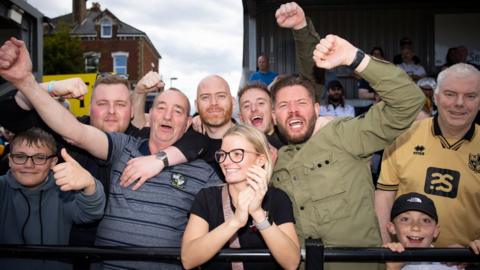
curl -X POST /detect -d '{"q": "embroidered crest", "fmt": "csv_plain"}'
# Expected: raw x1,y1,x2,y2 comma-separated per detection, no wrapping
468,153,480,174
170,173,186,189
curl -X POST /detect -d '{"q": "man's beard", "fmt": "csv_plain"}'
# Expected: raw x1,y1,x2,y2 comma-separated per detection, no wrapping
277,113,317,144
199,105,233,128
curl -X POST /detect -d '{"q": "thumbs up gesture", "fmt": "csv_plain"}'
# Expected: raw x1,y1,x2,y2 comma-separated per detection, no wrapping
52,148,96,195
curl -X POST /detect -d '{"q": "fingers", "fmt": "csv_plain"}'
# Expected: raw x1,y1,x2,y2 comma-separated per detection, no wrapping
60,148,77,164
383,242,405,253
132,177,148,191
470,239,480,255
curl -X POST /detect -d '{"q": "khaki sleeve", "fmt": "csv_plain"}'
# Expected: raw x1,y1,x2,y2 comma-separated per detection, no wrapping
328,58,424,158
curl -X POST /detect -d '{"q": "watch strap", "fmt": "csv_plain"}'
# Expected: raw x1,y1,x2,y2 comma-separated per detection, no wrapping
349,49,365,70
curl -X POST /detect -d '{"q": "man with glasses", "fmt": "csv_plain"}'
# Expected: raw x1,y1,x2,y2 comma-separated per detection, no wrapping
0,128,104,248
0,38,221,269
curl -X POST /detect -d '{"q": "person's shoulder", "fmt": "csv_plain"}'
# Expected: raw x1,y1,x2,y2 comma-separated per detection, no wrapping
267,186,291,199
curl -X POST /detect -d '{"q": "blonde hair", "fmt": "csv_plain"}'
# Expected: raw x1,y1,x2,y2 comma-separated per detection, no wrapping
223,124,273,182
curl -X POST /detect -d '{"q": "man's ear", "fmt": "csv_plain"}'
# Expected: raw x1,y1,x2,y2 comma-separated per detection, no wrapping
314,102,320,116
185,116,192,132
194,99,199,113
272,108,277,125
50,156,59,168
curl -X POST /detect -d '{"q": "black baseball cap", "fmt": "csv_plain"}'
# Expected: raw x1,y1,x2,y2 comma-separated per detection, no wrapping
327,80,343,90
391,192,438,222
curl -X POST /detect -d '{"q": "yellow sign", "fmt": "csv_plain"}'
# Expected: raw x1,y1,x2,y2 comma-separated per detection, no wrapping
43,73,97,117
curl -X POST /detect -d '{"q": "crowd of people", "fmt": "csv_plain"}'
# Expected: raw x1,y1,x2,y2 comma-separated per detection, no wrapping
0,1,479,270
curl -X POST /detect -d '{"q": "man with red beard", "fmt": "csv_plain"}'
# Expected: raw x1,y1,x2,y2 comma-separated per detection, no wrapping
193,75,236,176
273,3,424,270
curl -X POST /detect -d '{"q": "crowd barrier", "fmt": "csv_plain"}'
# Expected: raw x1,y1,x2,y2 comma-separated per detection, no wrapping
1,239,478,270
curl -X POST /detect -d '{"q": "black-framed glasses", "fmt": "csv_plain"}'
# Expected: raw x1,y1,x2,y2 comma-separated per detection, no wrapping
214,149,260,164
10,153,56,165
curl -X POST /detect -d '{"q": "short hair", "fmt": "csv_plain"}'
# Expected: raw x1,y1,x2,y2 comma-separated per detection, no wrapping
93,74,131,90
436,63,480,94
154,88,191,116
270,75,316,105
370,46,385,58
223,124,273,182
10,128,57,155
237,83,271,102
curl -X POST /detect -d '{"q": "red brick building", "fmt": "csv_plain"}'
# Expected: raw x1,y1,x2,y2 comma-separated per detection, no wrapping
51,0,161,83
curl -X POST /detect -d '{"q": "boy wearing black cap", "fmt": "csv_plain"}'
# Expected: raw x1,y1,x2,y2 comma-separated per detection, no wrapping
383,192,457,270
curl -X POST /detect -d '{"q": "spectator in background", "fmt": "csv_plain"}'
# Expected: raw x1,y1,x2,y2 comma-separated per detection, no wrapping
397,47,426,82
320,80,355,117
358,46,386,100
393,37,421,65
249,55,279,86
417,77,437,115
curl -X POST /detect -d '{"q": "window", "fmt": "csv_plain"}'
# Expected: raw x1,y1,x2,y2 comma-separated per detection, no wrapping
112,52,129,74
100,18,112,38
84,52,100,72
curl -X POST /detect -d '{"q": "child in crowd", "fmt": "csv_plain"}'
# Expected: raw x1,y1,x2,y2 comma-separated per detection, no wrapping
383,192,478,270
0,127,105,245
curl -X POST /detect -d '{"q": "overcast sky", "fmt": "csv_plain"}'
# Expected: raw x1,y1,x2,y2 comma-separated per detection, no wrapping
26,0,244,112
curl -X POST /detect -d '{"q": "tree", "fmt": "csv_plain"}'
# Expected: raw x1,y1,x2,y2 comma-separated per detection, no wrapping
44,23,84,74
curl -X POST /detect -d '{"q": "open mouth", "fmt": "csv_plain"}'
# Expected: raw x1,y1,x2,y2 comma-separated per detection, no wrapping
288,119,304,130
250,115,263,126
160,124,173,131
406,235,424,245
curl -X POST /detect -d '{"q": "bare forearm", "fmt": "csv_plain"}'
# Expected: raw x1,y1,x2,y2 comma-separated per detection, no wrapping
260,223,300,270
131,92,147,128
181,218,240,269
163,146,187,166
15,75,107,159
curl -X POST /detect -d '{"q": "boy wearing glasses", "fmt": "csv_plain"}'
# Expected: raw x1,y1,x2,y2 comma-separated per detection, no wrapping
0,128,105,245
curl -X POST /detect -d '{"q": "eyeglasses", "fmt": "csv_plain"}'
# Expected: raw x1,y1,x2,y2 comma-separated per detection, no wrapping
10,153,56,165
214,149,260,164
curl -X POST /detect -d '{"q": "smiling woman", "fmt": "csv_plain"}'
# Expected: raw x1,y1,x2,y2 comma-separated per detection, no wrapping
181,124,300,270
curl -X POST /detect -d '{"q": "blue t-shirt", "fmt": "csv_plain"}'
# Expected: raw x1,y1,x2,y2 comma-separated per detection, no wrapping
249,71,278,86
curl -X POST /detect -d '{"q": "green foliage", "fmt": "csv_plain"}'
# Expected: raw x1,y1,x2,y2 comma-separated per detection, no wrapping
44,23,84,74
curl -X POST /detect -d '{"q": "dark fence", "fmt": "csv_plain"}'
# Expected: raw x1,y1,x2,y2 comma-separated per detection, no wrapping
1,239,478,270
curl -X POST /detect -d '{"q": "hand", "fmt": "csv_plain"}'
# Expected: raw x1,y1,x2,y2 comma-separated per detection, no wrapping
275,2,307,30
119,154,164,190
0,37,33,85
245,165,268,219
135,71,164,94
52,148,96,195
231,187,254,228
50,78,88,99
312,34,358,70
470,239,480,255
382,242,405,270
191,115,205,134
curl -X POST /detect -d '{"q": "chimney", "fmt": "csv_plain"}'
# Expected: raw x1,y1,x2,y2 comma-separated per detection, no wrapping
91,2,101,12
73,0,87,24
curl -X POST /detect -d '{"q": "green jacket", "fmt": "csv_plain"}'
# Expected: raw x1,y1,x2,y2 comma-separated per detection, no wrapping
272,27,424,260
